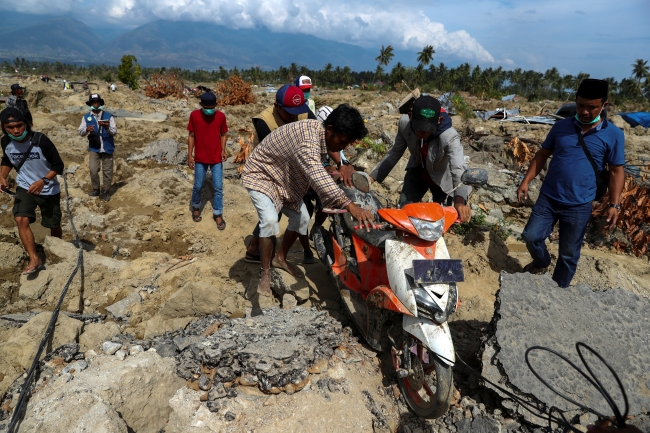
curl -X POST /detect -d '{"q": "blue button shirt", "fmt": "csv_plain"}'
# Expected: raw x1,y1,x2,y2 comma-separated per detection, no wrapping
540,117,625,204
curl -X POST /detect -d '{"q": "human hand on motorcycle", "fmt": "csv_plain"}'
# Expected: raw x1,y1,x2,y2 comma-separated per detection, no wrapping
454,203,471,223
347,202,375,232
339,164,355,187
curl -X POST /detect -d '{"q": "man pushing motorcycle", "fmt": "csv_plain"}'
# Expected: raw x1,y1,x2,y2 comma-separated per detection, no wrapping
369,96,472,222
242,104,375,295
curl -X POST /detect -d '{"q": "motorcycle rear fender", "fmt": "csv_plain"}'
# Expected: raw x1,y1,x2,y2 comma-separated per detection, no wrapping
403,315,456,367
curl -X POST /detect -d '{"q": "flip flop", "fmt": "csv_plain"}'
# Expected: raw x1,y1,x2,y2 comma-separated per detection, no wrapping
214,215,226,230
245,252,261,263
271,257,304,279
192,208,202,222
22,263,44,275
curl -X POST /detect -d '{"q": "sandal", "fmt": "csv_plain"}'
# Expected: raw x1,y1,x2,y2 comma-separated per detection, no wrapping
214,214,226,230
245,252,261,263
23,263,45,275
192,208,202,223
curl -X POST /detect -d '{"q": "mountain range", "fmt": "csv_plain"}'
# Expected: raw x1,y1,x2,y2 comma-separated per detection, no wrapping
0,14,423,71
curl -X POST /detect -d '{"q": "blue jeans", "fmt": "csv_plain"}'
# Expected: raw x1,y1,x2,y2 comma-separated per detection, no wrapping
191,162,223,215
521,193,592,288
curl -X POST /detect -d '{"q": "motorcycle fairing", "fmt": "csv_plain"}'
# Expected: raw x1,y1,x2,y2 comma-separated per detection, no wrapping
352,233,389,295
402,316,456,367
379,203,459,237
366,285,414,315
385,239,424,315
331,233,362,293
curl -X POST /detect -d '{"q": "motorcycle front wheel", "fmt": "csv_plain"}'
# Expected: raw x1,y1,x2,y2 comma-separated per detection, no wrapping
395,334,454,419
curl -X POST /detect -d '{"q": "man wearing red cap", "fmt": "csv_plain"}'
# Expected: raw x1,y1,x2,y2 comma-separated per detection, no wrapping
517,78,625,287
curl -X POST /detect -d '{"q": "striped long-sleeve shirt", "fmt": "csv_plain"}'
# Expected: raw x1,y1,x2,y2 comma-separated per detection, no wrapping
242,120,351,213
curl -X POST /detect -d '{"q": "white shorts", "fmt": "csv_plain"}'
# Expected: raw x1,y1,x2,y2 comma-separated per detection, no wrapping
247,189,310,237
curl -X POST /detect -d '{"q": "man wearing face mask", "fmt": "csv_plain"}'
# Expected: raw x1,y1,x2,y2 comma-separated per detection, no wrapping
188,92,228,230
1,108,64,275
517,79,625,288
295,75,316,115
78,94,117,201
368,96,472,222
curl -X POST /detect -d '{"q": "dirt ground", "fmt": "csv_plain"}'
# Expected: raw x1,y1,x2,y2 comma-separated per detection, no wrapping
0,74,649,431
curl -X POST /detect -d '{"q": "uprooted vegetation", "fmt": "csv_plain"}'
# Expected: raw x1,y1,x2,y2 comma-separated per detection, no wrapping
214,75,257,106
144,72,187,99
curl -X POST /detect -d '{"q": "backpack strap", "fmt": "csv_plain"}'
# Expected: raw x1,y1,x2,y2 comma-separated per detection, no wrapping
573,125,600,179
13,132,42,172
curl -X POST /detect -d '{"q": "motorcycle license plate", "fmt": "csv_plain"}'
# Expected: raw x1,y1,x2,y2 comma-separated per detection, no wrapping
412,259,464,284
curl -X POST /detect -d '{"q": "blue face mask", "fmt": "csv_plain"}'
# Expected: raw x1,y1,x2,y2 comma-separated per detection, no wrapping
92,105,104,111
202,108,216,116
574,113,601,125
303,91,311,100
8,130,28,141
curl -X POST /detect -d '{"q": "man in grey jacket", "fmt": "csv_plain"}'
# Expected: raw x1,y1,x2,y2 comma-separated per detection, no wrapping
369,96,471,222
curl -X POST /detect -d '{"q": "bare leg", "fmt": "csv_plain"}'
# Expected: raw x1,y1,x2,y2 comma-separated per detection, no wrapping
271,230,304,278
258,237,273,294
16,217,41,271
246,235,260,256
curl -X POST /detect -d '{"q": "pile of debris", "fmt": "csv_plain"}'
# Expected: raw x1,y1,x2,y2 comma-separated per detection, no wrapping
593,175,650,257
214,76,257,106
126,138,188,165
144,72,187,99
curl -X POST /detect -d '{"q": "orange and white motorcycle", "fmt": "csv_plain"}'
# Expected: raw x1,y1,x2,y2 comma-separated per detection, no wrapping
313,169,487,419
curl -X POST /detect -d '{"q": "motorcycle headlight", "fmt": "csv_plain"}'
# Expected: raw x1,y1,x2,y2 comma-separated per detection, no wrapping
413,287,446,323
408,217,444,241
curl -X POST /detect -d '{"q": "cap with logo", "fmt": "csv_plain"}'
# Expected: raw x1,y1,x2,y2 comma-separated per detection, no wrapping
85,93,105,106
275,85,310,115
410,96,442,134
295,75,313,90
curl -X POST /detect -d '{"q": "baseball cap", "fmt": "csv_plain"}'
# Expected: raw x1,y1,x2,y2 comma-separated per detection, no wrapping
0,107,26,124
317,106,333,122
10,84,24,93
275,85,310,115
200,92,217,105
411,96,442,134
295,75,313,90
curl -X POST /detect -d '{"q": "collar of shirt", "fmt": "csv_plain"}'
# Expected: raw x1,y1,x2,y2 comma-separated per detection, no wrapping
573,117,607,135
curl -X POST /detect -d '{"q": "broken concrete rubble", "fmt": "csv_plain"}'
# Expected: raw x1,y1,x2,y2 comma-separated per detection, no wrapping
482,272,650,426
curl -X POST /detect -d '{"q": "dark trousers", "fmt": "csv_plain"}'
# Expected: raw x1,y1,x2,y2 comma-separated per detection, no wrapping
399,168,453,207
520,193,593,288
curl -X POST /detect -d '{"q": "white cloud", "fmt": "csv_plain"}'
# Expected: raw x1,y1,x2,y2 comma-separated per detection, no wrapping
0,0,494,63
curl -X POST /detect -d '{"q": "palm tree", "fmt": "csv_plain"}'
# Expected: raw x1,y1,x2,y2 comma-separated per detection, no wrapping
417,45,435,68
390,62,406,85
437,62,448,91
342,66,352,86
323,63,333,84
632,59,649,82
374,45,394,84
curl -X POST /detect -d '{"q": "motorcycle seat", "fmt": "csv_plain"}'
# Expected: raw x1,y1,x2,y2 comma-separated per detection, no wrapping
339,185,383,216
343,212,396,249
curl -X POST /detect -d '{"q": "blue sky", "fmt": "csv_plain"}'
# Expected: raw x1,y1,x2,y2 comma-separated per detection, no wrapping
0,0,648,79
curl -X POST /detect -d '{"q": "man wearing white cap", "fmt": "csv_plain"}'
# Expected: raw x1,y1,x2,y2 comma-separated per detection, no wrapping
295,75,316,115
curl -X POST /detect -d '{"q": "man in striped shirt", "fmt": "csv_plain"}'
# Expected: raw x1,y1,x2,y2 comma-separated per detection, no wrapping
242,104,374,295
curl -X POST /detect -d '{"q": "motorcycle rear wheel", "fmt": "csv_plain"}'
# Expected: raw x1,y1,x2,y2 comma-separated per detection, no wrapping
395,334,454,419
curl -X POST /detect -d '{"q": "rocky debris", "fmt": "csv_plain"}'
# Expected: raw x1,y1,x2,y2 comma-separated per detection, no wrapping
1,350,184,433
105,291,141,321
127,138,187,165
0,312,83,370
0,242,26,274
481,272,650,427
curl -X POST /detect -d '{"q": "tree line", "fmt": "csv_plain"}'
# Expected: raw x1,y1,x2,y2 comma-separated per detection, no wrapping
3,52,649,104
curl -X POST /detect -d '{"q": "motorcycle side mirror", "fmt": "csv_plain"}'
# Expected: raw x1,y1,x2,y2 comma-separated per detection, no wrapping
352,172,371,193
461,168,488,187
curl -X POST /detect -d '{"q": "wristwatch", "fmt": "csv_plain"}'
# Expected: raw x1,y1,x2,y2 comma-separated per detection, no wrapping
608,203,621,210
41,177,50,185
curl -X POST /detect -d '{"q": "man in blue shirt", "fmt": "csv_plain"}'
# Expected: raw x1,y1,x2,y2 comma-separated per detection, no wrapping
517,79,625,288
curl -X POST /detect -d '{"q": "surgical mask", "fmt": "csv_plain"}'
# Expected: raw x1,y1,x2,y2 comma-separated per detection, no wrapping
92,105,103,111
202,108,216,116
574,110,602,125
303,91,311,100
8,130,28,141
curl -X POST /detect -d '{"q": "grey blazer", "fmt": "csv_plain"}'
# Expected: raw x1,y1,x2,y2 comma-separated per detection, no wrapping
369,114,470,201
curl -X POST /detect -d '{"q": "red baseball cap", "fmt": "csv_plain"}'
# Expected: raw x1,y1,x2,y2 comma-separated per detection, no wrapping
275,85,310,115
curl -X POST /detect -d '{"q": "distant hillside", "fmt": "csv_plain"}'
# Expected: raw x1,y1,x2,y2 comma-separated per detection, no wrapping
100,20,382,70
0,17,426,71
0,17,105,62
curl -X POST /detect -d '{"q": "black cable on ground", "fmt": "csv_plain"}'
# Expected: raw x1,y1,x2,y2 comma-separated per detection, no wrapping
432,340,628,433
7,174,83,433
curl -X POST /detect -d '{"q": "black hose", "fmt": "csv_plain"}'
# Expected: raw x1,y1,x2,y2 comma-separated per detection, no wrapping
7,174,83,433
